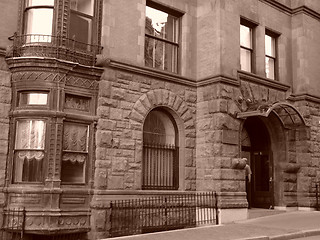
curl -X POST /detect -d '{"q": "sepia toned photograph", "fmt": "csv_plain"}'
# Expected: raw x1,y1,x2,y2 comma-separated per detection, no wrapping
0,0,320,239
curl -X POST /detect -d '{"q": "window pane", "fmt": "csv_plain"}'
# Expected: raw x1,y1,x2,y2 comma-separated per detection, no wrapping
69,12,92,46
19,92,48,106
63,123,88,152
265,56,275,79
146,6,178,43
142,109,178,190
27,0,54,7
61,153,86,183
62,123,88,183
25,8,53,42
14,119,46,183
14,150,44,182
240,48,251,72
145,36,178,72
265,35,275,57
70,0,94,16
240,25,252,49
15,120,46,149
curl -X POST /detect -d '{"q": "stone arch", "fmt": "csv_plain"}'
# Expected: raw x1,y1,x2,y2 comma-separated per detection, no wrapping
130,89,194,127
129,89,196,190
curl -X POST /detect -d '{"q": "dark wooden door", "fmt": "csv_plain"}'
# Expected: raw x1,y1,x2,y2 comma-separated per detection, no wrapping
251,151,274,208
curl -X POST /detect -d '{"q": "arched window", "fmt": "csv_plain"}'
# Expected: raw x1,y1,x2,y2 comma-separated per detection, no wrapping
142,109,179,190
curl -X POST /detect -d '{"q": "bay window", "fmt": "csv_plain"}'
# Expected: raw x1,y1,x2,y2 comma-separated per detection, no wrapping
145,2,181,73
13,119,46,183
24,0,54,43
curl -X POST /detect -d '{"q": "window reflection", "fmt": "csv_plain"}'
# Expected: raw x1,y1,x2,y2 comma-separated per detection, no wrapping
265,33,276,79
240,23,253,72
145,5,179,73
69,0,94,47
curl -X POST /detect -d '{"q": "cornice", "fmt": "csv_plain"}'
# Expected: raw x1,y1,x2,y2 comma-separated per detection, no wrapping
6,57,103,80
288,93,320,104
104,58,197,87
292,6,320,21
103,58,294,92
238,70,290,92
197,74,240,87
258,0,292,15
259,0,320,21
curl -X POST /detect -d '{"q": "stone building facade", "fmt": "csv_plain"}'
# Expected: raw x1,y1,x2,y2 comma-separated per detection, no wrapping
0,0,320,239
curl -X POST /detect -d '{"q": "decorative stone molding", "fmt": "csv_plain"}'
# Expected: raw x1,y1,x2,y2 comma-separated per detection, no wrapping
131,89,194,126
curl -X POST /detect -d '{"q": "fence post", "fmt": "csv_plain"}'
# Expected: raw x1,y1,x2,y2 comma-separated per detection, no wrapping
214,192,219,225
164,196,168,231
21,208,26,239
316,183,319,211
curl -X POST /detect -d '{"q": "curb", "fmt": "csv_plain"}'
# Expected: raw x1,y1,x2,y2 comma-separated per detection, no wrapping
238,229,320,240
270,229,320,240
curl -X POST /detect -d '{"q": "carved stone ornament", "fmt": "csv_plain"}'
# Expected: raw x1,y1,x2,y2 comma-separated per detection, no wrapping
231,158,246,169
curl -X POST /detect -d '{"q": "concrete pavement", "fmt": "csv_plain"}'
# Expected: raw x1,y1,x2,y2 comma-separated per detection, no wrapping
105,209,320,240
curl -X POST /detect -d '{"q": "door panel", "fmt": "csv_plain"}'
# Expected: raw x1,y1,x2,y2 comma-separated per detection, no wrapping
252,151,273,208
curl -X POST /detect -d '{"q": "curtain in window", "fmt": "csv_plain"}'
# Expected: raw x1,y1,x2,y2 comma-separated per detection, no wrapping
62,123,88,183
14,120,45,183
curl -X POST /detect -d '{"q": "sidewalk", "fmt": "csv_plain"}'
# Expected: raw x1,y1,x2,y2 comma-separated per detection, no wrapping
105,209,320,240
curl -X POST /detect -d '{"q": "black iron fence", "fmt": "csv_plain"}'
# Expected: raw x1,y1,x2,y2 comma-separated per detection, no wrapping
0,208,25,240
109,192,218,238
313,182,320,211
9,34,102,66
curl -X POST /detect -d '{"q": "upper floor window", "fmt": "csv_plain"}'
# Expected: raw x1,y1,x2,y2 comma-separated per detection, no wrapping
24,0,54,43
145,2,181,73
265,30,278,80
69,0,94,48
13,119,46,183
240,23,253,72
13,0,102,65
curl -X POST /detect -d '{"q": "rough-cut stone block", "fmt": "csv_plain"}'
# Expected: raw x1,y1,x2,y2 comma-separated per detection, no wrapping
108,176,124,189
99,81,111,97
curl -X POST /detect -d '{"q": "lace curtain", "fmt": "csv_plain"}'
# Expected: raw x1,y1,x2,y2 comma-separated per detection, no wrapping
63,123,88,153
15,120,45,149
62,123,88,183
14,120,46,182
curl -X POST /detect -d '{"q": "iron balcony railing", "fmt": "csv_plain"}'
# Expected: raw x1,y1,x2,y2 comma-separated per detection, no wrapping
109,192,219,238
9,34,102,66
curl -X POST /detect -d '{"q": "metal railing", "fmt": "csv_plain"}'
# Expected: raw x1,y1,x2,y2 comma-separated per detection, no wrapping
9,33,102,66
142,144,179,190
314,182,320,211
109,192,218,238
0,208,25,240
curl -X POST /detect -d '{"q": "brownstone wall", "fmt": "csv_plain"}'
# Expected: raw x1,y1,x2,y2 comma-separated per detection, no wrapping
94,65,197,192
0,55,11,206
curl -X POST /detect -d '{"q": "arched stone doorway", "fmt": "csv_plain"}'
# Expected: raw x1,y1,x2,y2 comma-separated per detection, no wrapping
239,102,308,209
242,117,273,208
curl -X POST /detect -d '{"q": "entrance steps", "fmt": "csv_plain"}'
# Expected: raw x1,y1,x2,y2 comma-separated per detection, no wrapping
248,208,286,220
